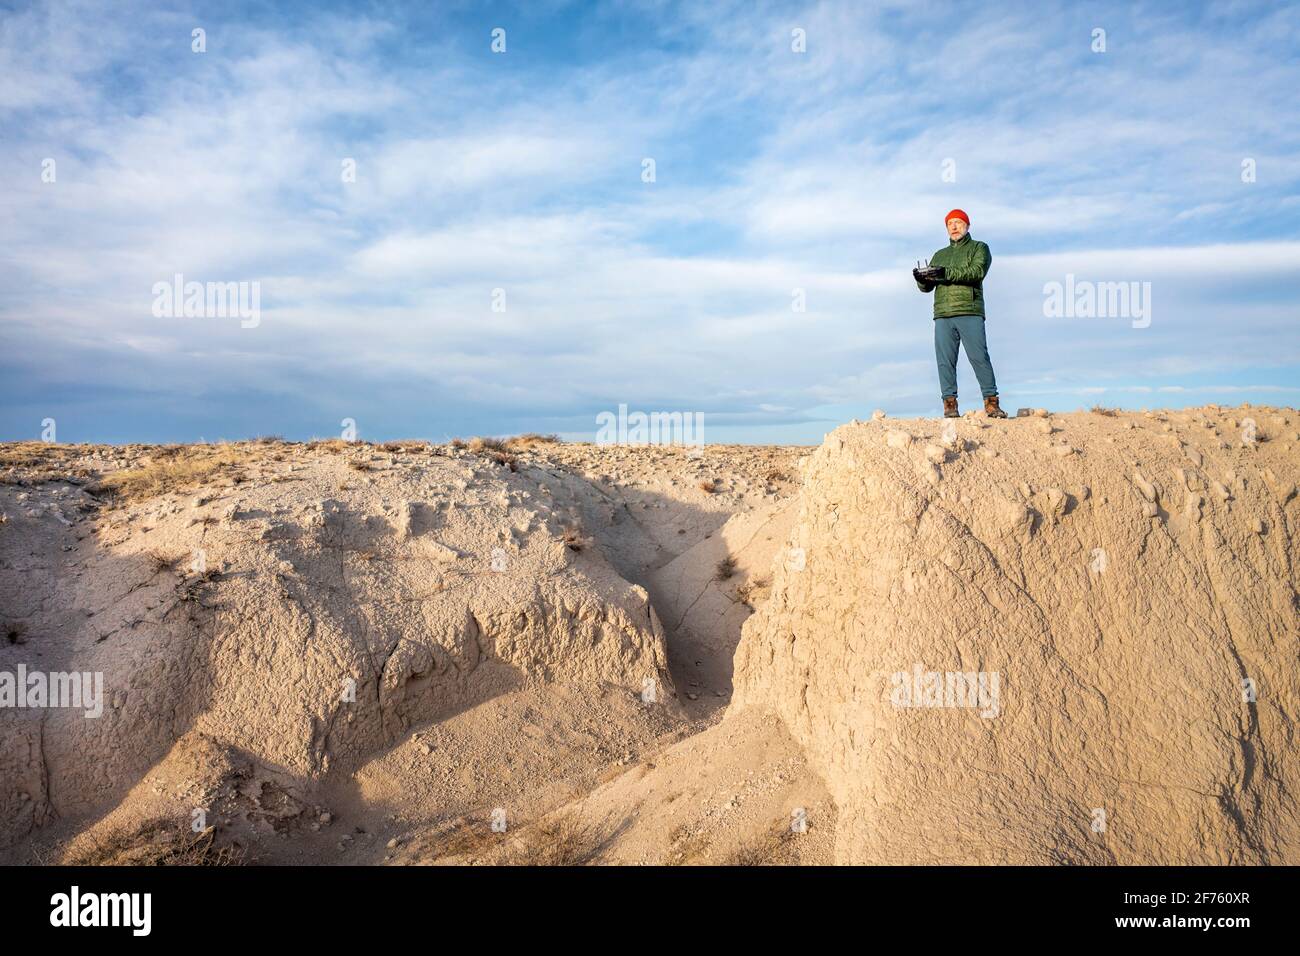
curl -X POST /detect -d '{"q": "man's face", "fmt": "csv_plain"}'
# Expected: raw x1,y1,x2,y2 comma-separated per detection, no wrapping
947,218,968,241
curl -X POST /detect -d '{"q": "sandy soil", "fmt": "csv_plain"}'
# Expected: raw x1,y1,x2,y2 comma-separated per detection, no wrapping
1,403,1295,865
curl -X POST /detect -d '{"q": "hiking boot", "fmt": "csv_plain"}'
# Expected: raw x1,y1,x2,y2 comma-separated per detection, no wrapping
984,395,1008,419
942,396,959,418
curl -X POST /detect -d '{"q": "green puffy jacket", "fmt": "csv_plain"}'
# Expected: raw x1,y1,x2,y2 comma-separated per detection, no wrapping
916,232,991,318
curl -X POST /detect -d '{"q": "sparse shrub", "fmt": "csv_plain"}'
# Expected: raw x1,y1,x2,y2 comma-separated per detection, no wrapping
499,812,600,866
715,556,736,582
178,566,220,604
379,441,424,453
487,450,518,471
468,436,508,453
63,817,244,866
425,816,498,862
735,575,769,607
722,823,795,866
698,479,717,494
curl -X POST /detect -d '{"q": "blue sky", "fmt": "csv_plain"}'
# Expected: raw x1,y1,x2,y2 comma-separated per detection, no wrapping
2,0,1298,445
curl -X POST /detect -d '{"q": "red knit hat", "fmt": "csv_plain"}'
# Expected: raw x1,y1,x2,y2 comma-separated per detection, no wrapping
945,208,970,226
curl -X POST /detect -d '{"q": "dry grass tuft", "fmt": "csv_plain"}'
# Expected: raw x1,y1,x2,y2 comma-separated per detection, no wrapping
735,575,770,607
722,823,796,866
377,440,433,453
664,824,712,866
423,816,499,862
505,433,560,449
498,812,600,866
462,437,518,470
1,442,100,485
63,817,244,866
698,479,717,494
91,445,244,504
0,443,57,470
714,556,737,582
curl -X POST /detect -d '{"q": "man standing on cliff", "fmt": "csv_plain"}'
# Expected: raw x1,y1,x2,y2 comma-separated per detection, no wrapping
913,209,1008,418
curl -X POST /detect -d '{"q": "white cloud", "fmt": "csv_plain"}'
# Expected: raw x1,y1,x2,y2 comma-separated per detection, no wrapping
2,0,1298,442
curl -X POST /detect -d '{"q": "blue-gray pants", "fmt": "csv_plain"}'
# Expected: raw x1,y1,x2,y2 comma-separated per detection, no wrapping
934,315,998,399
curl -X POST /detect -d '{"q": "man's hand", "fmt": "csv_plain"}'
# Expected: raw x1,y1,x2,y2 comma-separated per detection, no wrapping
914,265,946,284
